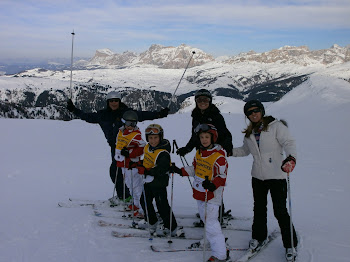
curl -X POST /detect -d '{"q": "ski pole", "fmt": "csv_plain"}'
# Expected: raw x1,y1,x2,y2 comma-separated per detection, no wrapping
122,165,127,218
203,176,209,262
172,140,192,188
168,172,175,244
69,30,75,100
287,172,295,262
167,51,196,108
131,166,135,224
110,166,119,207
141,176,153,241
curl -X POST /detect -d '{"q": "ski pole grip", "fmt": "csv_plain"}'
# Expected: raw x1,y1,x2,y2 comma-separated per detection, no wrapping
205,176,209,182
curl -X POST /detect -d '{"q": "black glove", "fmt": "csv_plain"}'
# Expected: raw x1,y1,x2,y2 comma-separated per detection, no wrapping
120,147,129,158
67,99,76,112
202,179,216,192
176,147,190,157
169,163,182,175
158,107,170,118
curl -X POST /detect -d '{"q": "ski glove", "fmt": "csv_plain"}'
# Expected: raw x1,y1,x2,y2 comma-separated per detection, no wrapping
176,147,190,157
67,99,76,112
158,107,170,118
120,147,129,158
202,179,216,192
137,165,149,176
281,155,296,173
169,163,182,176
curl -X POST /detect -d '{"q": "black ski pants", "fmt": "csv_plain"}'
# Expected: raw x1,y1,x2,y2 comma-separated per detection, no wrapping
140,184,177,231
110,147,130,199
251,177,298,248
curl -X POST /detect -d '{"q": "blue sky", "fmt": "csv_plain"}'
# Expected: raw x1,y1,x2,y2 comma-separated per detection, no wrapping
1,0,350,62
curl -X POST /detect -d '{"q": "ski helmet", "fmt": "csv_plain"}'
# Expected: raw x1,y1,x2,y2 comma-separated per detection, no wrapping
145,124,164,142
194,89,212,103
122,110,138,127
244,100,265,117
106,91,121,100
194,123,218,144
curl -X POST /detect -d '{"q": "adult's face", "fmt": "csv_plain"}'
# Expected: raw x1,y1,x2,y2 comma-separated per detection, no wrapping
247,106,262,123
196,96,210,111
108,98,120,111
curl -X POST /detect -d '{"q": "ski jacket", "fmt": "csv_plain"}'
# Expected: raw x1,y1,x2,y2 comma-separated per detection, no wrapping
143,139,171,188
182,144,228,205
114,126,146,168
232,119,297,180
72,102,161,147
184,104,233,155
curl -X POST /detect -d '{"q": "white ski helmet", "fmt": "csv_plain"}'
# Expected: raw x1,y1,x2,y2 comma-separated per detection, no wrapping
106,91,121,100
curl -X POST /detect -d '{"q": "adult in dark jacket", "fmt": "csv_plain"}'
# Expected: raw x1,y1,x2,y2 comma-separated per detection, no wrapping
176,89,233,157
67,91,169,202
176,89,233,224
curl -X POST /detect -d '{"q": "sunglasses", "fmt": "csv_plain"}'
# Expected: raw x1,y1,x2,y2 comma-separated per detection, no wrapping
145,127,161,135
196,97,210,103
124,120,137,127
108,99,120,103
247,108,261,116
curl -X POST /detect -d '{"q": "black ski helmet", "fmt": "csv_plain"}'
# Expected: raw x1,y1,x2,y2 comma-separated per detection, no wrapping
195,89,212,103
244,100,265,117
122,110,138,122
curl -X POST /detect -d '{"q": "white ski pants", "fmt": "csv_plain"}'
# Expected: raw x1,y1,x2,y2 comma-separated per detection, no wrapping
122,167,143,209
197,200,226,260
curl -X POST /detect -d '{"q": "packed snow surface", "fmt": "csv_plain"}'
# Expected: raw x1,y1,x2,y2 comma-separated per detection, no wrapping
1,75,350,261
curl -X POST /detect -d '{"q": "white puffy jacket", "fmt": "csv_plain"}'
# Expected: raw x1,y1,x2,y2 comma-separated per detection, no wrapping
232,119,297,180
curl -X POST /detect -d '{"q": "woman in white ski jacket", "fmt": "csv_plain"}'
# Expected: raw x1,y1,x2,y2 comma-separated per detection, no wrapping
232,100,298,261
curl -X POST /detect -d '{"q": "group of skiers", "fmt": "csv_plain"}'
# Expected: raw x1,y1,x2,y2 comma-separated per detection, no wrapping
67,88,298,262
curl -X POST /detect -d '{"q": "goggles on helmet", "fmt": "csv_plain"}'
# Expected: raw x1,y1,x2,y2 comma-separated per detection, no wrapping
194,124,217,134
145,127,162,135
122,119,137,127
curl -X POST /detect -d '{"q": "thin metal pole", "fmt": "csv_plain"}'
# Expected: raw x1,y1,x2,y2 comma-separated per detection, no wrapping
287,173,295,262
167,51,195,108
203,188,208,262
69,31,75,99
168,172,174,244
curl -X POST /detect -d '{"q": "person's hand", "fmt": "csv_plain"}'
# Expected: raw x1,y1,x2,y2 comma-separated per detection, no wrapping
121,147,129,158
158,107,170,118
137,165,147,175
169,163,182,175
202,179,216,192
176,147,190,156
67,99,76,112
281,155,296,173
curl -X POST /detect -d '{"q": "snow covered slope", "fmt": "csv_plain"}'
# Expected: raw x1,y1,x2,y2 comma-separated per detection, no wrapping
1,74,349,261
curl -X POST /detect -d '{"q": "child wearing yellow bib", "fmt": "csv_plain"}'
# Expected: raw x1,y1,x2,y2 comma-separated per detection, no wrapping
171,124,228,262
135,124,185,238
114,111,146,216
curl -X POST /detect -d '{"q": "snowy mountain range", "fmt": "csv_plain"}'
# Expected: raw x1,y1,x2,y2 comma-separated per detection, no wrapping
0,43,349,120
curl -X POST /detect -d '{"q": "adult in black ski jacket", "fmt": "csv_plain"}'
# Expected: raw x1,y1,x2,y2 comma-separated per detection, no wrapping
67,91,169,201
177,89,233,156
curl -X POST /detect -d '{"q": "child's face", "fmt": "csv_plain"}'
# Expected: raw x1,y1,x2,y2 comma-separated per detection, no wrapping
199,132,212,148
125,125,135,130
148,134,160,147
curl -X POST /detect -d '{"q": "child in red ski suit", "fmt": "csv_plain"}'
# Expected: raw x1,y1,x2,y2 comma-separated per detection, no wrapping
171,124,228,262
114,111,146,214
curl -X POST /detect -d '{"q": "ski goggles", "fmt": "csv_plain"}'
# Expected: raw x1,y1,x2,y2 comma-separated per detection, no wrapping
195,97,210,103
122,119,137,127
194,123,217,134
145,127,161,135
246,108,261,116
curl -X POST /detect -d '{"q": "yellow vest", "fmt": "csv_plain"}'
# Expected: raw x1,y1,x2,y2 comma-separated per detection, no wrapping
143,144,168,169
115,130,139,150
195,150,224,180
